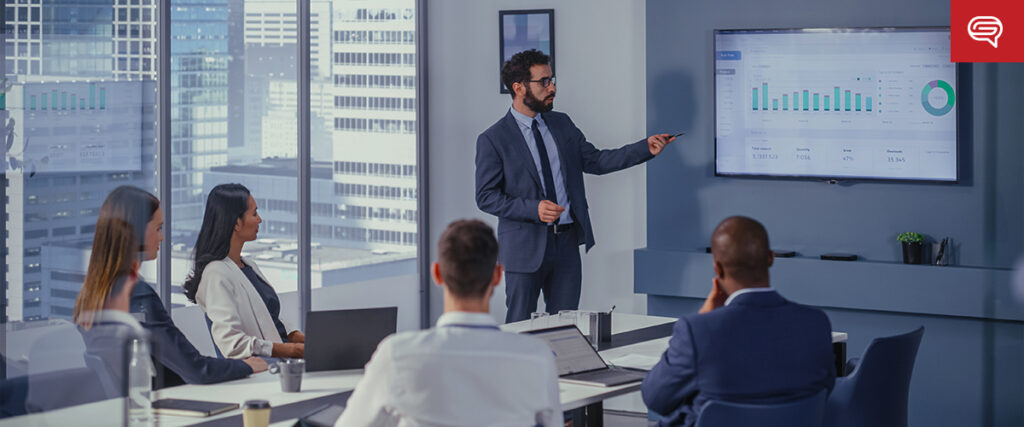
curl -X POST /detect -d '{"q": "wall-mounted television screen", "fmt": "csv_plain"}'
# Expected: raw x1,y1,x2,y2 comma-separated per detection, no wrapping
714,27,957,182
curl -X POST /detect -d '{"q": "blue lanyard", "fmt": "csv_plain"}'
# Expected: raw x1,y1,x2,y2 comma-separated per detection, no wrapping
441,323,500,330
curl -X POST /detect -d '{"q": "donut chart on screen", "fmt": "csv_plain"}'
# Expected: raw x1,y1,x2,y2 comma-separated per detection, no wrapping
921,80,955,117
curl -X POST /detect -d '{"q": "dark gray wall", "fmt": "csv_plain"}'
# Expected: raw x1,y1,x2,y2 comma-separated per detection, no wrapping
641,0,1024,425
645,0,1022,266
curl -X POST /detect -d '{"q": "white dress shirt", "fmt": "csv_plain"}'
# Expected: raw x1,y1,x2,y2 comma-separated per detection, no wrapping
336,311,562,427
724,286,776,306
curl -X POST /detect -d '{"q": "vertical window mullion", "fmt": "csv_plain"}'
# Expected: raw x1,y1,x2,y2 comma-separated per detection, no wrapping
297,0,312,330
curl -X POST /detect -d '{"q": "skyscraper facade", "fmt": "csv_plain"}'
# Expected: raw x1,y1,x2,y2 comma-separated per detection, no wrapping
328,1,417,250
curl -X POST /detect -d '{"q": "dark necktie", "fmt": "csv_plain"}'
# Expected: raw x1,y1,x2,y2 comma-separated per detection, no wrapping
532,119,559,215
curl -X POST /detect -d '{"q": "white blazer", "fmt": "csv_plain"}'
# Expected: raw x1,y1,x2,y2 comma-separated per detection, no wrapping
195,257,297,358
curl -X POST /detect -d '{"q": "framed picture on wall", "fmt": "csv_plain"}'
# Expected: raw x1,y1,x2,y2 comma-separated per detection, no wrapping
499,9,555,94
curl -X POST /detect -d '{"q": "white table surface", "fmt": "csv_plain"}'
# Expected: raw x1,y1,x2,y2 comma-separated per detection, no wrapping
3,313,848,426
0,370,363,427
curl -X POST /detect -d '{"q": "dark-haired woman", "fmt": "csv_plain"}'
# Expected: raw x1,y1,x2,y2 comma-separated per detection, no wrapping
184,183,304,359
91,186,266,386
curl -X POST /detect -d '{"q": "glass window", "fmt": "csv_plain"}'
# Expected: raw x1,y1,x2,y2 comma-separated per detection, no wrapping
168,0,303,336
2,0,160,412
312,0,418,332
3,1,422,409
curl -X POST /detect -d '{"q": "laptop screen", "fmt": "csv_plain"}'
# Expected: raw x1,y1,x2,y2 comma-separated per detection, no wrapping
304,307,397,372
526,325,607,376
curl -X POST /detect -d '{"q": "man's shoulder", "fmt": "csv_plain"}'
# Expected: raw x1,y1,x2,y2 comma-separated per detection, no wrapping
390,328,552,359
480,111,515,138
687,295,830,331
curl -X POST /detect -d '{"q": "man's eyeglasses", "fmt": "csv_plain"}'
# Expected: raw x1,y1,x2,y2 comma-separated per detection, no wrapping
524,77,556,88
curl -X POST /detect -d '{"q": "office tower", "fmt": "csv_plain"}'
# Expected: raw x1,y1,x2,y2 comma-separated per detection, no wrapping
111,0,157,81
3,0,157,322
329,1,417,251
166,0,235,238
2,0,229,321
242,0,333,163
5,80,157,321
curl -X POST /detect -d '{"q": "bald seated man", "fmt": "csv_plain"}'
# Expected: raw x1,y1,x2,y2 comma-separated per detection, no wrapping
641,216,835,426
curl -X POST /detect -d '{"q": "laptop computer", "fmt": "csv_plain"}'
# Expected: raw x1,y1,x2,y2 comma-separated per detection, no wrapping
525,324,647,387
304,307,398,372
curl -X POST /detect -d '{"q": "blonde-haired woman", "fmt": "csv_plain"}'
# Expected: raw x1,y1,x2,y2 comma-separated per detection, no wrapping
73,216,143,330
72,216,147,398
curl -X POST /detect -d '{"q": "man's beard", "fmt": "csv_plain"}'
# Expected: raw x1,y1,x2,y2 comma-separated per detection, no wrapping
524,90,554,113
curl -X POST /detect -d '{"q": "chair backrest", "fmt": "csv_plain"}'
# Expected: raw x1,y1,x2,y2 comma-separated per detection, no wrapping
83,352,121,400
825,326,925,427
695,389,828,427
204,315,225,358
24,367,110,414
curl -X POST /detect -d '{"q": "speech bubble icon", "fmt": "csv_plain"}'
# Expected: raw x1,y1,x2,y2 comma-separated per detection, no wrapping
968,16,1003,48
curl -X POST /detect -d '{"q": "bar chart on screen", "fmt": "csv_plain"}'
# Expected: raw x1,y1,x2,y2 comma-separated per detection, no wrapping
8,81,146,173
714,29,957,181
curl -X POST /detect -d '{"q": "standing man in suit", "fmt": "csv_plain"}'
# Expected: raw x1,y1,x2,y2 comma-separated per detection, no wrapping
476,49,676,322
641,216,835,426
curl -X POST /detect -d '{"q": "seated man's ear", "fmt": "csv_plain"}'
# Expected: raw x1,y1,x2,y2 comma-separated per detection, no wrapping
431,262,443,286
713,260,726,280
490,264,504,288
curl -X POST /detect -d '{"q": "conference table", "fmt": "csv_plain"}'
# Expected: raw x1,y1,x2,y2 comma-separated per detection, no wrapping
1,313,847,427
501,313,848,426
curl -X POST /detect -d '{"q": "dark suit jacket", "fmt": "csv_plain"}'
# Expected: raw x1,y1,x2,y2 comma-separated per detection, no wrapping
641,290,835,426
475,110,653,272
130,280,252,387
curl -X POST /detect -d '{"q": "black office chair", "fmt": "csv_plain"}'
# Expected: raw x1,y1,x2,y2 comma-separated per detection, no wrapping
824,326,925,427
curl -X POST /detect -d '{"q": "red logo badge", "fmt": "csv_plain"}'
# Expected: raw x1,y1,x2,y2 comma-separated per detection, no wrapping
951,0,1024,62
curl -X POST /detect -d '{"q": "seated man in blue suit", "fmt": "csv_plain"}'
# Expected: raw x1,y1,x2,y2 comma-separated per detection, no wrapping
641,216,835,426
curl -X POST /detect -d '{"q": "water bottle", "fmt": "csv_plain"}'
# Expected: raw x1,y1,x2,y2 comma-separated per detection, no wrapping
127,337,153,426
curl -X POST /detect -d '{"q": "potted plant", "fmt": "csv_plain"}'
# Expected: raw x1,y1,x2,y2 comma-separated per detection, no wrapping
897,232,924,264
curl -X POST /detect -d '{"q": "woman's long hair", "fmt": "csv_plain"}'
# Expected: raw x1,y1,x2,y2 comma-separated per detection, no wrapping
73,217,139,330
73,186,159,329
182,183,251,303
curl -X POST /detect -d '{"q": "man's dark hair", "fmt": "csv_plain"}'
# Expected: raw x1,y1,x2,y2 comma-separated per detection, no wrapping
711,216,773,285
501,49,550,98
438,219,500,298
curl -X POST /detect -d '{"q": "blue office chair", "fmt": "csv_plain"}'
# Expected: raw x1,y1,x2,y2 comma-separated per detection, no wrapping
825,326,925,427
694,389,828,427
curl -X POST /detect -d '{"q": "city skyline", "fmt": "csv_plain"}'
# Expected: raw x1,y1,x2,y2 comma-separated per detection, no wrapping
3,0,419,322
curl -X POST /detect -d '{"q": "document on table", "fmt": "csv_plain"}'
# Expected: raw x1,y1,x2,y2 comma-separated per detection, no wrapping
606,354,660,371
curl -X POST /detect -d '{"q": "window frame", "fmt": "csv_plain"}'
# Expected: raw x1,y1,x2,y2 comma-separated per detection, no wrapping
155,0,430,329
